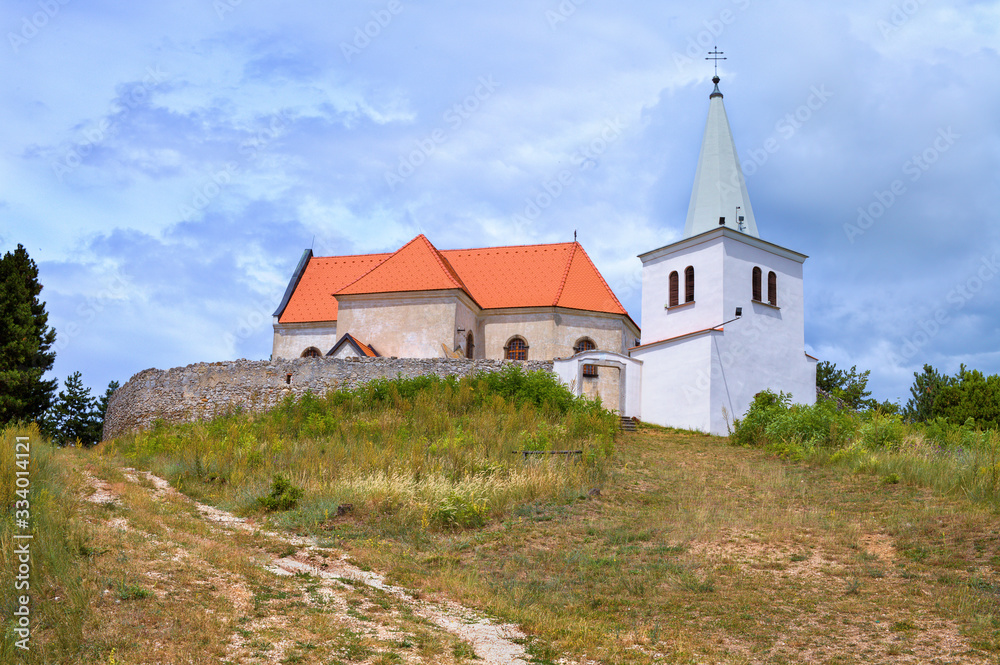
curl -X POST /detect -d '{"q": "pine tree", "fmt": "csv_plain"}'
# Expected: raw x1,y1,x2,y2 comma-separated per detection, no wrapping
96,380,120,442
0,244,57,425
49,372,100,447
903,364,949,423
815,361,876,411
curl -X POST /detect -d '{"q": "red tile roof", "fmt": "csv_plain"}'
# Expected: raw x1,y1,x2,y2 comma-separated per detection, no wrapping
278,252,390,323
338,234,469,296
277,235,632,324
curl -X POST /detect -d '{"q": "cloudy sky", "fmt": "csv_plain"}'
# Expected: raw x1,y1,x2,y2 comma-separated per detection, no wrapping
3,0,999,407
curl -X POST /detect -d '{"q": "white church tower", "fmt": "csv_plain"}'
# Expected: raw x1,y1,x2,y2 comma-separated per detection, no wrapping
631,71,817,435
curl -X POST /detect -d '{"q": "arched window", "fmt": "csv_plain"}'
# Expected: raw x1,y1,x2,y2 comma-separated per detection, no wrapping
752,267,762,301
505,337,528,361
668,271,679,307
574,338,598,377
768,271,777,306
684,266,695,303
301,347,321,358
465,332,474,359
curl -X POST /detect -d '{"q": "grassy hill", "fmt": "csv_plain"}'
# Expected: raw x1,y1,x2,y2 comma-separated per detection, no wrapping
4,370,1000,663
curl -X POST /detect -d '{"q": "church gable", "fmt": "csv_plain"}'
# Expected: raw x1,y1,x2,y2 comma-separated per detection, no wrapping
327,333,380,359
337,234,472,299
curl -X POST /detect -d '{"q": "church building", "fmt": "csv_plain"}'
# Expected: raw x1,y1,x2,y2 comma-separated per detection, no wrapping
271,67,815,435
272,234,640,363
629,73,817,434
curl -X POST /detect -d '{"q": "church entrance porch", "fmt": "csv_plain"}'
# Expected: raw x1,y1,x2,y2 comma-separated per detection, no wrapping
553,350,642,419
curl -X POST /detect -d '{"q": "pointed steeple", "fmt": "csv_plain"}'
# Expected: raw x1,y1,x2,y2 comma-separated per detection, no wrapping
683,75,759,238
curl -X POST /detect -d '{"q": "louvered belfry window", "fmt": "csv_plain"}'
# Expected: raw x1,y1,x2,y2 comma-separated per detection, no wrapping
668,271,679,307
768,271,777,306
684,266,695,303
752,267,762,301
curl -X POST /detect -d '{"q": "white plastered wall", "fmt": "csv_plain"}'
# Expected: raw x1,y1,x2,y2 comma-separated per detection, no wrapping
483,309,635,361
272,320,337,359
635,228,814,435
553,350,642,418
336,292,460,358
630,333,713,431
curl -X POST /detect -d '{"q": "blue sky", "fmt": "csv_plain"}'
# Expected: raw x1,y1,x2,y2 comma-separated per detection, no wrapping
2,0,999,407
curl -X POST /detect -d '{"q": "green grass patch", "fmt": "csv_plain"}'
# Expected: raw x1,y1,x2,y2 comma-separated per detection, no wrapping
100,366,618,532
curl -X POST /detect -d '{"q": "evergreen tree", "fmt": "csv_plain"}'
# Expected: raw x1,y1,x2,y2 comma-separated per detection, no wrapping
96,380,120,442
903,364,949,423
0,244,57,425
930,365,1000,429
815,361,876,411
49,372,100,447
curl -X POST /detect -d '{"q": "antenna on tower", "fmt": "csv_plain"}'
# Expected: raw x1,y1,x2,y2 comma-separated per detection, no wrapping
706,46,726,78
574,230,577,242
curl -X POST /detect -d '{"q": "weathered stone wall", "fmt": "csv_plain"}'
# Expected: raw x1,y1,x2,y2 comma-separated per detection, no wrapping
102,357,554,440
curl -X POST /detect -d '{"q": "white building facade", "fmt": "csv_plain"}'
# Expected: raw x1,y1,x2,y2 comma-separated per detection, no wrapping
630,75,816,434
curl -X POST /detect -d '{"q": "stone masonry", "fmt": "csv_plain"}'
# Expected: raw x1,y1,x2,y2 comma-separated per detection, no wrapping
102,357,554,441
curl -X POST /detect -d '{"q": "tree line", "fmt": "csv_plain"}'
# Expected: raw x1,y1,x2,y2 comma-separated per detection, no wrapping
1,244,117,446
817,360,1000,428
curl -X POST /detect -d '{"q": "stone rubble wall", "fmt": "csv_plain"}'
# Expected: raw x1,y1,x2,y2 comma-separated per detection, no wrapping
102,357,555,441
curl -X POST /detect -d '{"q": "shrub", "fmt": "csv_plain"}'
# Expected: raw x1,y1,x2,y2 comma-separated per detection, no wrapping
730,390,791,447
858,411,905,449
764,399,855,449
256,474,304,512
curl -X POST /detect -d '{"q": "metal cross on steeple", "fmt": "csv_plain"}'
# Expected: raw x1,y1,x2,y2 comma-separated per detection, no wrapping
706,47,726,77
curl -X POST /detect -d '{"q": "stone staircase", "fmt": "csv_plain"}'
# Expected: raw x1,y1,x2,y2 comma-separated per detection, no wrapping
619,415,637,432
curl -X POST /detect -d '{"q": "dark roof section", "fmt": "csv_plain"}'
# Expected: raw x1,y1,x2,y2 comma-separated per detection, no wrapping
272,249,313,318
326,333,380,358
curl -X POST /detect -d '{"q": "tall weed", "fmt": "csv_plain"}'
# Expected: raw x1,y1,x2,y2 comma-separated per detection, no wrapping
101,366,617,531
731,392,1000,508
1,423,93,662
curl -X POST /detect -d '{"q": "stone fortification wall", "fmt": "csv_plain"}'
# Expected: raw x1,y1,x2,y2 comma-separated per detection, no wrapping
103,357,554,440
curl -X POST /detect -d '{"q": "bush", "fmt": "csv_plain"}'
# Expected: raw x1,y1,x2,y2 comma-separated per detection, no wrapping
764,399,855,449
256,474,304,512
730,391,791,447
857,411,906,449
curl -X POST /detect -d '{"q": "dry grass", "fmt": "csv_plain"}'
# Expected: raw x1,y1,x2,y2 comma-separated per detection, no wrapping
329,425,1000,664
9,411,1000,663
44,450,521,664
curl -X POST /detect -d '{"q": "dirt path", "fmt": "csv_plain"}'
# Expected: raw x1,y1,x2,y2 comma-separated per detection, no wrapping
89,468,529,665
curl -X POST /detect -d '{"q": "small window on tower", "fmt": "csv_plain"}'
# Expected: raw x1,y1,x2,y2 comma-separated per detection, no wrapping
752,267,762,301
684,266,695,303
301,347,321,358
768,271,777,306
669,271,679,307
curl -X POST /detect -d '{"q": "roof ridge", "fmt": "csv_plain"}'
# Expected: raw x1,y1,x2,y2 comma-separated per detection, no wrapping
415,234,469,293
551,241,578,306
333,241,405,295
312,250,394,260
441,240,576,254
565,243,629,315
